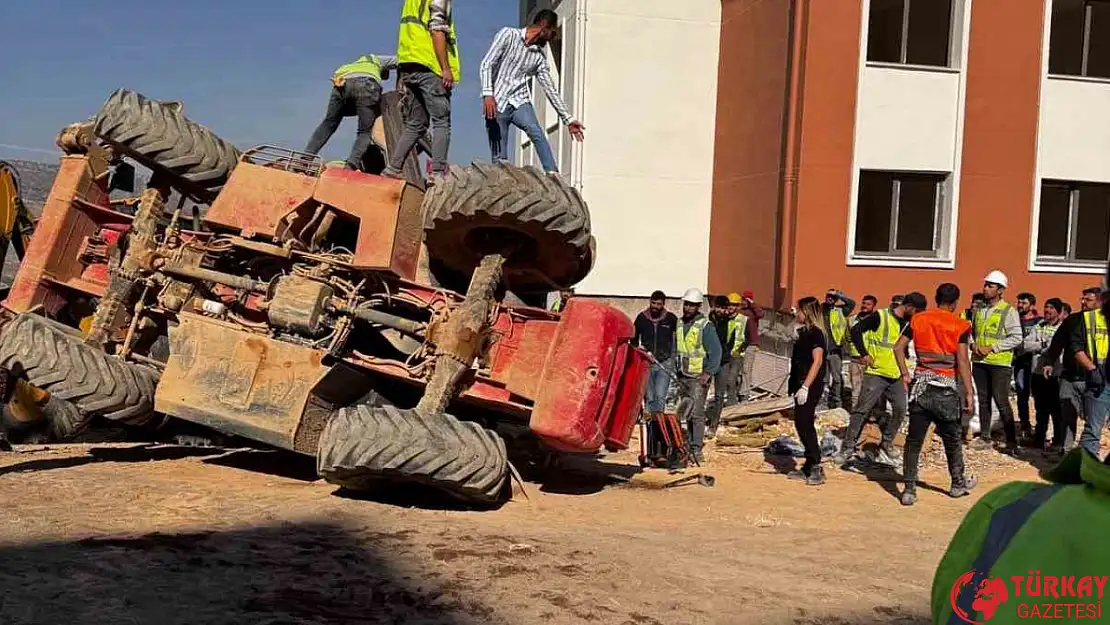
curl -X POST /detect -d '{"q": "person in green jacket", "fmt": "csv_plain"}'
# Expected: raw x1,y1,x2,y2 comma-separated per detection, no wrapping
931,447,1110,624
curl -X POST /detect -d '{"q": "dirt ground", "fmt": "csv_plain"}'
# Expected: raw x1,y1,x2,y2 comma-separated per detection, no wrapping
0,424,1059,625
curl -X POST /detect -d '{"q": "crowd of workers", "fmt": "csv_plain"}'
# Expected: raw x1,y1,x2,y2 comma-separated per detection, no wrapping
303,1,582,180
627,269,1110,507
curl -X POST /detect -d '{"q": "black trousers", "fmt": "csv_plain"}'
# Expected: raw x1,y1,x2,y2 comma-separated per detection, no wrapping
1031,374,1060,445
902,385,967,491
792,379,826,472
973,363,1016,445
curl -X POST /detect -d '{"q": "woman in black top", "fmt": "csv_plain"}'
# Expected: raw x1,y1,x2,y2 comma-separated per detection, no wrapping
788,296,829,485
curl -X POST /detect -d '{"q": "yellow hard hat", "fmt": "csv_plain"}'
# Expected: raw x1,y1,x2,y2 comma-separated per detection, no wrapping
728,292,742,304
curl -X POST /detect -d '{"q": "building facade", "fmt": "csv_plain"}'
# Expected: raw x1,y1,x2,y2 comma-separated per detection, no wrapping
520,0,1109,309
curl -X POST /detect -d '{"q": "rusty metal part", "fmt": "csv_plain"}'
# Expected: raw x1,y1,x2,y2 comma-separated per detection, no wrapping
267,276,333,336
155,312,328,451
229,236,291,258
160,263,266,292
7,378,50,424
415,253,504,418
328,299,426,337
56,121,95,155
85,187,163,347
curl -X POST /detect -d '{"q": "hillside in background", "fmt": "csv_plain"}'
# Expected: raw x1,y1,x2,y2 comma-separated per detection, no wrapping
3,158,59,214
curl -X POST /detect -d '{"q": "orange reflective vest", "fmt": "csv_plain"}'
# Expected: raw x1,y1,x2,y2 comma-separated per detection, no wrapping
909,309,971,378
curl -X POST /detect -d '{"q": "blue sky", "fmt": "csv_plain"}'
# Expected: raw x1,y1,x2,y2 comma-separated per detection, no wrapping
0,0,515,164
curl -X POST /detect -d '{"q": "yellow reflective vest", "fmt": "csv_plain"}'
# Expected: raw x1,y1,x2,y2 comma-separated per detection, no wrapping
828,308,848,348
676,317,710,375
1084,310,1108,364
727,317,744,356
398,0,462,81
863,308,902,379
332,55,385,86
974,302,1015,367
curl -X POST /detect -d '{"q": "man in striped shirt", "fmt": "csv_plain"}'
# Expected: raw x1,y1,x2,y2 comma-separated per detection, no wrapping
480,10,585,174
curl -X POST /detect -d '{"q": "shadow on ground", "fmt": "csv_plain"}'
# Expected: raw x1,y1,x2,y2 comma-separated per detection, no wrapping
0,521,495,625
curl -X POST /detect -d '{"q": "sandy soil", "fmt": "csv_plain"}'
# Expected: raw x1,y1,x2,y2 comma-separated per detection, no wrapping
0,431,1053,625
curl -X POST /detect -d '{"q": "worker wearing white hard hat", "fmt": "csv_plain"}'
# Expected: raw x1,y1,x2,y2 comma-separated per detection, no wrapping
673,286,722,465
970,269,1024,455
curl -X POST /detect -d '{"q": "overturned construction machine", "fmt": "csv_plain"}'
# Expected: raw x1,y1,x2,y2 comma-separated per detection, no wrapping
0,89,648,503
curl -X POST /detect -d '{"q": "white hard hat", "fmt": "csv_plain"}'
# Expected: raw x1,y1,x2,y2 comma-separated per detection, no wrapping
682,288,704,304
983,270,1009,288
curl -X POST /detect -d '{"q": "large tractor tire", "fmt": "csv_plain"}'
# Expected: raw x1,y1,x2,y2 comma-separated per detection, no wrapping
0,396,86,444
423,161,595,294
93,89,241,204
0,314,159,427
317,403,509,504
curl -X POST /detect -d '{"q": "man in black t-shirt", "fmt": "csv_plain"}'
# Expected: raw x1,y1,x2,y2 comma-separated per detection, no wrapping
634,290,679,462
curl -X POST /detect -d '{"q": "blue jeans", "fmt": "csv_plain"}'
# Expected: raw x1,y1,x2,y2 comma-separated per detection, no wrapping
1080,385,1110,457
486,102,558,173
644,359,672,413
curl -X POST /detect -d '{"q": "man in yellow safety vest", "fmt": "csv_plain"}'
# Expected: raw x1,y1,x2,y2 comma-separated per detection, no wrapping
971,270,1024,455
1070,291,1110,457
382,0,461,182
846,294,879,410
304,54,398,171
837,292,926,467
823,288,857,409
674,288,722,465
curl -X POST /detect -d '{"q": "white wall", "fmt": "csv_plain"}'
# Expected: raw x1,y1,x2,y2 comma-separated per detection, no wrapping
855,66,962,171
1037,76,1110,182
518,0,722,297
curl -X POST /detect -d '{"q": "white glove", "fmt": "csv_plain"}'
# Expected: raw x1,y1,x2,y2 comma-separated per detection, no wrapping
794,386,809,406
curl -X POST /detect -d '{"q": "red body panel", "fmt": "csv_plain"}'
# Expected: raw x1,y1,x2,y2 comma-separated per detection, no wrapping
528,299,640,453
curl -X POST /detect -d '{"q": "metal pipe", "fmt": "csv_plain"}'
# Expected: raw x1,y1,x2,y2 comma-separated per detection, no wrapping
349,306,426,337
161,263,266,292
776,0,810,311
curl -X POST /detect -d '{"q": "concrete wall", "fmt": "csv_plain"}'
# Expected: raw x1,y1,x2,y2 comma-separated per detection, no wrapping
854,67,962,172
569,0,722,297
1037,77,1110,182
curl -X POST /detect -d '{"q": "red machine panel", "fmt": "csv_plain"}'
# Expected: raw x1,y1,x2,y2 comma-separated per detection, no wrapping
528,299,641,452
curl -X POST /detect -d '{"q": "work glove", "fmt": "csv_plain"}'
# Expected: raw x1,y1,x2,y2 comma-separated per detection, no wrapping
794,386,809,406
1086,368,1106,397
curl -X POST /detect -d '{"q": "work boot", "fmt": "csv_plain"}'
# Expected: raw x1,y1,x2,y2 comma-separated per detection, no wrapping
900,488,917,506
786,466,809,481
949,475,978,499
832,449,855,466
1000,443,1021,458
805,465,826,486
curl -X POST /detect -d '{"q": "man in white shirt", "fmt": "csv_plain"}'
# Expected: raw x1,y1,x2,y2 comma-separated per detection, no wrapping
479,9,585,174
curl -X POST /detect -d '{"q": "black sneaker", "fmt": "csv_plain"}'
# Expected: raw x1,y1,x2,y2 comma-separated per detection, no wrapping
1000,444,1021,458
806,465,826,486
900,489,917,506
950,475,978,498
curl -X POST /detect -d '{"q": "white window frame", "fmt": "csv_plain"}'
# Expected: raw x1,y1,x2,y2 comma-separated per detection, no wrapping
1047,0,1110,80
853,171,950,259
1033,180,1110,268
864,0,965,71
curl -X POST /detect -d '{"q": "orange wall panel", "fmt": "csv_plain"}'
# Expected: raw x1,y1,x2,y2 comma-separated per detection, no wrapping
709,0,792,300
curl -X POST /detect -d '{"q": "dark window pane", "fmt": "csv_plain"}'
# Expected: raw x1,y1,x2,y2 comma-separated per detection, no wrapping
855,171,894,253
895,175,940,252
1087,2,1110,78
1075,184,1110,261
906,0,952,66
867,0,905,63
1037,184,1072,257
1049,0,1085,75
